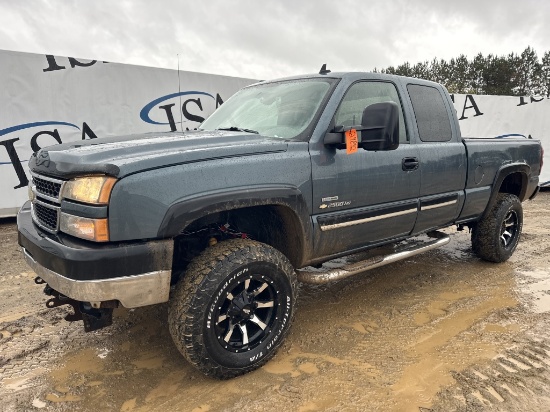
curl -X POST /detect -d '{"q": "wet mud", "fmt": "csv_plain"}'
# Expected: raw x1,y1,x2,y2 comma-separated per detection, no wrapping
1,192,550,411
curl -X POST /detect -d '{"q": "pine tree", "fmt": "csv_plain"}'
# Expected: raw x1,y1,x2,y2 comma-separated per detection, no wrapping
412,61,430,80
514,46,542,96
430,58,450,85
468,53,486,94
375,47,546,96
447,55,469,94
483,54,515,95
394,62,413,77
541,51,550,98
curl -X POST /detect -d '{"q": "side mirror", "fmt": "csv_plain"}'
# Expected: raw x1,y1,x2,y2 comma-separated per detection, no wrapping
323,101,400,151
360,102,399,151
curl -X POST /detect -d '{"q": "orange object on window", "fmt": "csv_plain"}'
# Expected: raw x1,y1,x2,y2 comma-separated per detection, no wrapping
345,129,358,154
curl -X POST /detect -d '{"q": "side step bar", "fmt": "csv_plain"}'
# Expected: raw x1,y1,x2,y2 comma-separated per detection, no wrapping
297,231,450,285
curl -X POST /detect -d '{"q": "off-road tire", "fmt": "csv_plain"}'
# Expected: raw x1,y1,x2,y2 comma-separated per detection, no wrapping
472,193,523,263
168,239,297,379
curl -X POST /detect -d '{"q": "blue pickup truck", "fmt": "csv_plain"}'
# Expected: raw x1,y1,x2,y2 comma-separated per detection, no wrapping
17,70,542,378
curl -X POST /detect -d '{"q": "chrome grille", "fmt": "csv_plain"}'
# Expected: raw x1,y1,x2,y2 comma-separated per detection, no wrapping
31,172,64,233
32,175,62,200
33,202,59,231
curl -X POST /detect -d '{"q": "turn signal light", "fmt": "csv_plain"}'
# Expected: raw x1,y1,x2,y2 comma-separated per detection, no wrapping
60,213,109,242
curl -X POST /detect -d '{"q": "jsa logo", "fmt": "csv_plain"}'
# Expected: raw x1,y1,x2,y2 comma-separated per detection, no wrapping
42,55,108,72
0,122,98,189
140,91,225,132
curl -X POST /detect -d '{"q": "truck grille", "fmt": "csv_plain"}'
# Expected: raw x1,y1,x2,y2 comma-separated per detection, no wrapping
31,173,64,233
33,175,62,199
33,202,59,231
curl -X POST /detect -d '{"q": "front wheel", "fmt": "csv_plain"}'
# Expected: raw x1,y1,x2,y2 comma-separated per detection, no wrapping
168,239,297,379
471,193,523,263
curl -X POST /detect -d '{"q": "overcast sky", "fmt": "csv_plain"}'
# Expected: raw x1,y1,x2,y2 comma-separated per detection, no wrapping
0,0,548,80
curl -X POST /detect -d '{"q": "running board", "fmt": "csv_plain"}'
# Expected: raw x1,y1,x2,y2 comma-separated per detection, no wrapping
297,231,450,285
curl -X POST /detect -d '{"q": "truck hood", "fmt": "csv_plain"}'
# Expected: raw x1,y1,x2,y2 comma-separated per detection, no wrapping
29,130,289,178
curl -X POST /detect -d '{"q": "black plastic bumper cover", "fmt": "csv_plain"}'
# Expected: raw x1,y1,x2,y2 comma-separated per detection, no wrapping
17,201,173,282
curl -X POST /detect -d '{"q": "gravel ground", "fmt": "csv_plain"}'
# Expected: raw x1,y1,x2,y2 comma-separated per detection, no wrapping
1,191,550,412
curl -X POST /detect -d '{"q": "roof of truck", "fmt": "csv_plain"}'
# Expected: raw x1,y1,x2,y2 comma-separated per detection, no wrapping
247,71,442,89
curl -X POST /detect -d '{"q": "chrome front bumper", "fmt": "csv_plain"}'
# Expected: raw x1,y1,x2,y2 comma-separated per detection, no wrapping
23,248,171,308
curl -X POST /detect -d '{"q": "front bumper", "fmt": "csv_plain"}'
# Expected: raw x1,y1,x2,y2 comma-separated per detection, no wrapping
18,201,173,308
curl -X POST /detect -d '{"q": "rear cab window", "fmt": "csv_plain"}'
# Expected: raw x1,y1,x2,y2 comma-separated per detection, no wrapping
406,84,453,142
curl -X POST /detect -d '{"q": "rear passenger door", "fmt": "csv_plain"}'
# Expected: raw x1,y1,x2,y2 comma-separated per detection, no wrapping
405,83,467,234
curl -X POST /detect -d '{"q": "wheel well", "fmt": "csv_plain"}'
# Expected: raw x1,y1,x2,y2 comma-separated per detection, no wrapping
172,205,305,275
498,172,526,199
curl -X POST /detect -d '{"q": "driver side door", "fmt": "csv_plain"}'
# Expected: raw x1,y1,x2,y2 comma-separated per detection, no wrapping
310,81,420,259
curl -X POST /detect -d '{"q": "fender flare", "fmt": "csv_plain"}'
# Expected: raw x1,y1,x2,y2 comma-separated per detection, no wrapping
157,185,313,262
482,163,530,217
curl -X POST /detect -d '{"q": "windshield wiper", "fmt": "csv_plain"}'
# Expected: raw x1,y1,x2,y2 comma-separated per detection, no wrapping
216,126,259,134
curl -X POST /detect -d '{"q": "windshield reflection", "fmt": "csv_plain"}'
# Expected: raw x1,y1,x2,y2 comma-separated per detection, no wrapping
201,79,332,139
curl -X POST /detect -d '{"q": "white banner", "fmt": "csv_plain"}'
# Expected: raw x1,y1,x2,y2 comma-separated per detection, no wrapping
0,50,256,217
1,51,549,217
451,93,550,186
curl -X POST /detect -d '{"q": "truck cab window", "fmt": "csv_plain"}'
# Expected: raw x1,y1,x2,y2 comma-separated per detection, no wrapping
407,84,452,142
334,81,408,143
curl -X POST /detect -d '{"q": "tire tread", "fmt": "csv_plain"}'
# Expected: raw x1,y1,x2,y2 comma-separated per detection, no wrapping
168,239,297,379
472,193,523,263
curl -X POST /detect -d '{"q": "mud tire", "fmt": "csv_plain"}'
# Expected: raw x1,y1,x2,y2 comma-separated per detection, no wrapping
471,193,523,263
168,239,297,379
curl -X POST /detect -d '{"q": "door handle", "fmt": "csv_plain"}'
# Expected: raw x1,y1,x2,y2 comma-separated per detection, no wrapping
402,157,419,171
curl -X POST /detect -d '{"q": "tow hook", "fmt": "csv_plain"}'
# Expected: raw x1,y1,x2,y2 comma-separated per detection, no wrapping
43,284,83,322
39,278,116,332
79,302,115,333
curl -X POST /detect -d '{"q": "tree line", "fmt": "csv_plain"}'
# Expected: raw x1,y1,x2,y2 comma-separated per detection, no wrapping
375,46,550,97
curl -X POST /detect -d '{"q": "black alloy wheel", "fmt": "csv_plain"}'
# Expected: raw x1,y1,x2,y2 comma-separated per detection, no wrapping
214,274,278,353
499,209,519,248
472,193,523,263
168,239,297,379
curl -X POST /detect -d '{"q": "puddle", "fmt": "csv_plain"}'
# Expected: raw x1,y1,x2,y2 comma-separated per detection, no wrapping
516,269,550,313
262,346,346,377
131,353,165,370
2,368,46,391
50,348,105,380
484,323,520,333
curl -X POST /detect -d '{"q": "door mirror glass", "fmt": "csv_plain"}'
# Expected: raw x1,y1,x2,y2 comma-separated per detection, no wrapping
360,102,400,151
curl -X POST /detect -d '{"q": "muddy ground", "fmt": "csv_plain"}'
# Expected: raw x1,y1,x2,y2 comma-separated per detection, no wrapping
1,192,550,412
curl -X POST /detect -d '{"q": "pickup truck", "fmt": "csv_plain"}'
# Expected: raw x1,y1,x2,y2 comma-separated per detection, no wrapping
17,69,542,378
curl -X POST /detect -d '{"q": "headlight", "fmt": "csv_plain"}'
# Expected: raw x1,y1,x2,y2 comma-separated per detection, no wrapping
60,212,109,242
62,176,117,205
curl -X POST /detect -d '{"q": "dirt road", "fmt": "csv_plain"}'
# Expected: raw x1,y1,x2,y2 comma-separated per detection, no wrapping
2,192,550,411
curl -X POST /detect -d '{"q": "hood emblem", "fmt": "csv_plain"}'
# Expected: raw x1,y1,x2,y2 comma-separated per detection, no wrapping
35,151,50,167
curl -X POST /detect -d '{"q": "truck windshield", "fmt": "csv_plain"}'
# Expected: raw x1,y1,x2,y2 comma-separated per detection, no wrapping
200,79,333,139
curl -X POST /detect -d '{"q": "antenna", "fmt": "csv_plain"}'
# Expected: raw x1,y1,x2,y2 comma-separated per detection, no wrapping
319,64,331,75
177,54,183,132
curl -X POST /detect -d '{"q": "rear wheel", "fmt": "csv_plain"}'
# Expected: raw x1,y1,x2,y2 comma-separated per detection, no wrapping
168,239,297,378
471,193,523,263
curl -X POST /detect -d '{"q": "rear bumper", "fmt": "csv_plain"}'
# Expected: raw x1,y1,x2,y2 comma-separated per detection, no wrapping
18,201,173,308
